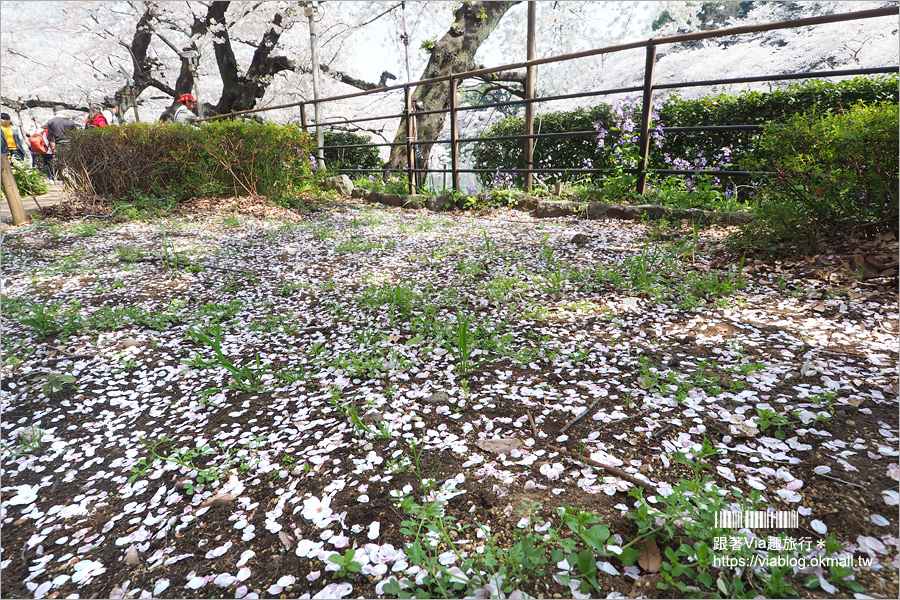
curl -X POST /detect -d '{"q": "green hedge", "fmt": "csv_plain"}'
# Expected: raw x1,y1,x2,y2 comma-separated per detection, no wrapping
472,75,899,188
470,105,618,187
62,121,314,203
744,102,898,247
323,131,382,173
658,75,900,170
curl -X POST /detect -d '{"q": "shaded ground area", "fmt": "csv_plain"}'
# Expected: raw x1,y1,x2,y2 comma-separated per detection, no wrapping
1,197,897,599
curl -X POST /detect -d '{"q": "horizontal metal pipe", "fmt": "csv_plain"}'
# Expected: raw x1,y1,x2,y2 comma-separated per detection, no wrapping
200,7,896,122
655,65,898,91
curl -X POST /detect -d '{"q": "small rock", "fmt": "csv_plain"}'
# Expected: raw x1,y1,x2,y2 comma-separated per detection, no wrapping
362,412,383,425
290,467,304,477
324,175,354,196
524,480,537,491
570,233,591,246
15,427,44,444
834,410,846,418
845,420,856,427
422,391,450,404
363,443,373,452
199,493,236,509
124,546,140,566
120,339,143,348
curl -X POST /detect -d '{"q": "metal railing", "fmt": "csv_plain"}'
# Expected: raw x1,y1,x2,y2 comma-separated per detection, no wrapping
203,6,898,196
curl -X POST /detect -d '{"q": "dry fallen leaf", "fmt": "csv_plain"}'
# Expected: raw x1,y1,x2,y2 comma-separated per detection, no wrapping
638,538,662,573
199,493,236,509
728,415,759,438
848,397,865,408
475,438,523,454
278,531,294,550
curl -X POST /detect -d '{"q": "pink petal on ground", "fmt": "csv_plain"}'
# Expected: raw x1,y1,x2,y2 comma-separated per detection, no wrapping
185,576,206,590
34,582,52,598
810,520,827,534
785,479,803,491
870,514,890,527
277,576,296,587
813,465,831,475
776,489,801,502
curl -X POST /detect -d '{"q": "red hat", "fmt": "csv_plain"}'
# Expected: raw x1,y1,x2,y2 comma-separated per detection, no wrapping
178,93,197,103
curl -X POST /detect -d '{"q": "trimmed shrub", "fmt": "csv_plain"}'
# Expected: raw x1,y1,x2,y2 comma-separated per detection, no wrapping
323,131,382,173
472,75,899,192
471,105,618,188
659,74,900,172
61,121,314,203
743,102,898,248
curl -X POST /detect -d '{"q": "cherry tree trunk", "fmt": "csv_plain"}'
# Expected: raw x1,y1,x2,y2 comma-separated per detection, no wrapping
386,1,520,175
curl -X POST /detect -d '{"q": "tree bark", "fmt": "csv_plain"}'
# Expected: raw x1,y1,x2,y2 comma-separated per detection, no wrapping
386,1,520,172
207,1,295,115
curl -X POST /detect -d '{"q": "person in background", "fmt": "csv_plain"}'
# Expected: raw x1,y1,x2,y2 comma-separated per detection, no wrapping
1,112,27,161
85,103,103,128
101,100,121,126
173,94,200,124
30,124,53,182
45,106,78,181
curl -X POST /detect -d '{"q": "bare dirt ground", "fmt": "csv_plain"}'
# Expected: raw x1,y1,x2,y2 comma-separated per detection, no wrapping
1,196,897,599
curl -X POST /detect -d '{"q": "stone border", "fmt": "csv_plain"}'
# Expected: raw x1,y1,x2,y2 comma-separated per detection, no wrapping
327,176,755,225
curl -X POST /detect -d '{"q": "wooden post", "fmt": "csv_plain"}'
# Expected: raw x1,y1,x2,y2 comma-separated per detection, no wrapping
449,75,460,192
523,0,537,192
1,154,27,225
636,40,657,196
404,86,415,195
299,103,308,133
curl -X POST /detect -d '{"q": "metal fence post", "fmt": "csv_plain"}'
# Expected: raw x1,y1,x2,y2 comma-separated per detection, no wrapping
404,86,414,195
449,75,460,192
636,40,657,196
299,103,308,133
524,0,537,192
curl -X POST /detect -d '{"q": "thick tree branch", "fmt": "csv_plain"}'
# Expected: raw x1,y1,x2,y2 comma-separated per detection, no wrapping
319,64,396,91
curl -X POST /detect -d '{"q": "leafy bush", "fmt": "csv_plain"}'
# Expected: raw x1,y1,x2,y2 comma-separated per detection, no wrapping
743,102,898,248
473,75,898,195
471,105,618,188
61,121,315,203
8,156,49,196
323,130,382,173
659,74,899,174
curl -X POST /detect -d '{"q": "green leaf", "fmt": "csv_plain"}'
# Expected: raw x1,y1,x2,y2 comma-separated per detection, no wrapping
619,547,642,567
698,571,713,588
576,549,596,576
696,543,709,562
717,575,728,595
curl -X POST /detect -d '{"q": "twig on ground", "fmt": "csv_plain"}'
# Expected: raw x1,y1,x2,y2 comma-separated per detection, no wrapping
814,472,865,489
618,408,652,422
526,409,539,440
650,425,671,439
549,445,655,490
560,397,603,434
